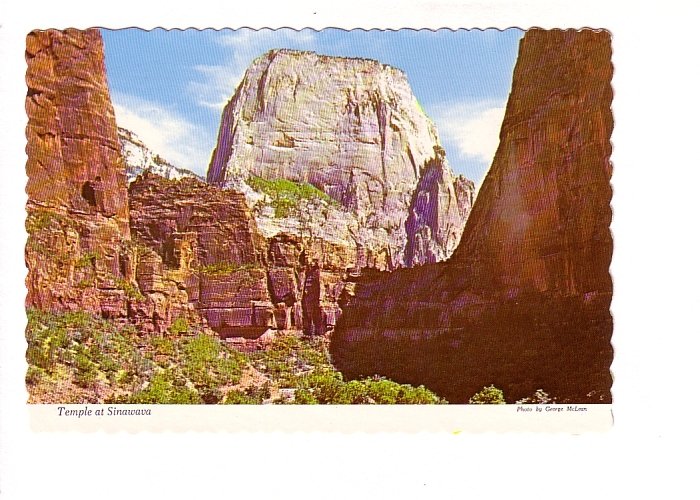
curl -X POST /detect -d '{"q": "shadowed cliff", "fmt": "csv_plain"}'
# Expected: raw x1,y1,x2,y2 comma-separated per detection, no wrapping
331,29,614,404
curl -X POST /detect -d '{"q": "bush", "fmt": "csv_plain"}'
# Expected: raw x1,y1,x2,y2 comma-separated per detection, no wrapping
516,389,554,404
149,336,176,357
246,175,335,218
223,390,259,405
363,378,402,404
26,309,447,406
198,262,259,277
168,317,189,335
25,365,44,385
75,250,101,269
115,278,144,301
181,334,245,390
125,372,201,404
25,309,74,373
74,352,99,388
292,388,317,404
468,385,506,404
247,332,445,405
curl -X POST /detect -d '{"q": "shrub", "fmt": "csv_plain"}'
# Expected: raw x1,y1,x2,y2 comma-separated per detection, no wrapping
292,388,317,404
115,278,144,301
75,250,101,269
25,309,75,373
168,317,189,335
468,384,506,404
223,390,259,405
125,372,201,404
299,369,345,403
74,352,98,388
149,336,176,357
198,262,259,277
516,389,555,404
181,334,245,390
25,209,71,234
246,175,335,218
25,365,44,385
363,378,402,404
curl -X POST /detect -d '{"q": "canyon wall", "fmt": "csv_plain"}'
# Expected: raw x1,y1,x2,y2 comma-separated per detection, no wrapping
129,174,349,340
207,49,473,269
25,29,198,333
331,29,614,403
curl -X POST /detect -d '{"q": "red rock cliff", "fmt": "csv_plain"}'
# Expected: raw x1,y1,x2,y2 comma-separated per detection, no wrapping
331,29,614,404
25,29,197,333
129,173,350,339
26,29,129,235
25,29,131,316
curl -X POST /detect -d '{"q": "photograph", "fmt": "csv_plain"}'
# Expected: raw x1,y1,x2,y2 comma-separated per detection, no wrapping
24,26,613,406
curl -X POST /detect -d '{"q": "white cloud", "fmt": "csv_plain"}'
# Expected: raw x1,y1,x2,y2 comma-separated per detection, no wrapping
112,93,213,176
112,30,322,178
188,29,320,111
433,100,507,166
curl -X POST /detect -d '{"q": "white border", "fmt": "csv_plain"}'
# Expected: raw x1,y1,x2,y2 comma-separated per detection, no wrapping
3,0,700,498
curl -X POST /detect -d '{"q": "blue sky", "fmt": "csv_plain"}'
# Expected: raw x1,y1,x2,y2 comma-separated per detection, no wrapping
101,28,523,185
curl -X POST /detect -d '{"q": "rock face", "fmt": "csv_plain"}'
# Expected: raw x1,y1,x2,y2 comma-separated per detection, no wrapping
25,29,198,333
26,29,129,235
332,29,614,404
129,173,348,338
118,127,202,184
207,49,474,269
128,173,268,332
25,28,130,316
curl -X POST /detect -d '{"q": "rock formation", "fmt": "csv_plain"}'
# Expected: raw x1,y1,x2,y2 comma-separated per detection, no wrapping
207,49,474,269
129,173,349,340
25,29,129,235
118,127,202,184
25,28,130,315
332,29,614,404
25,29,198,333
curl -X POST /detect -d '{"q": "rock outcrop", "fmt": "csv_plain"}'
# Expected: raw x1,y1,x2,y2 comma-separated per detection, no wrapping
118,127,202,184
332,29,614,404
25,28,131,317
207,49,474,269
25,29,129,235
129,173,349,339
25,29,198,333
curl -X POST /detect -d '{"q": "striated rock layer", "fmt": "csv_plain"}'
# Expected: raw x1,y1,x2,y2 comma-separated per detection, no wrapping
332,29,614,403
129,174,349,340
207,49,473,269
26,29,129,235
25,29,199,333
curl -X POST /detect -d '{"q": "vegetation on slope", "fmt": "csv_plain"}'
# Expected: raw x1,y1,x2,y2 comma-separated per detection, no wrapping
246,175,336,218
244,333,445,404
25,309,445,405
25,309,246,404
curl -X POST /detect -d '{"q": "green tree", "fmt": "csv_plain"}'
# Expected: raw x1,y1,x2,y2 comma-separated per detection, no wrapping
468,384,506,404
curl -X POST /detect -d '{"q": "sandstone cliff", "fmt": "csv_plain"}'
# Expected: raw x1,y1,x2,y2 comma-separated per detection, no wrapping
332,29,614,404
129,174,348,341
25,29,198,333
207,49,473,269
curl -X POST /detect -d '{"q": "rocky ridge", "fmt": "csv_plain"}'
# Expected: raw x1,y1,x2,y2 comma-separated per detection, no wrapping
118,127,203,184
207,49,474,270
331,29,614,404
